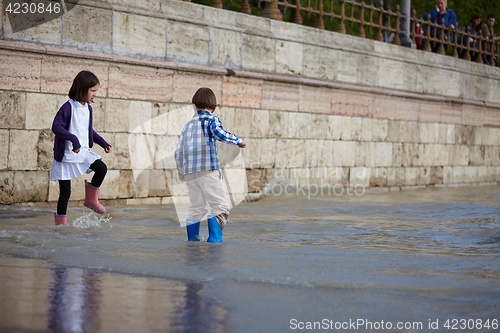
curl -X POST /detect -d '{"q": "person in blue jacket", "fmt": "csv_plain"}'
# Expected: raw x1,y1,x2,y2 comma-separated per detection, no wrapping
50,70,112,225
425,0,457,53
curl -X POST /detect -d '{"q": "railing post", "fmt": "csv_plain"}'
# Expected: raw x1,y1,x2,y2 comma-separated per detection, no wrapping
376,2,384,42
337,0,346,34
292,0,302,25
210,0,223,9
315,0,325,29
240,0,251,14
423,18,432,52
392,5,401,46
262,0,282,20
357,1,366,38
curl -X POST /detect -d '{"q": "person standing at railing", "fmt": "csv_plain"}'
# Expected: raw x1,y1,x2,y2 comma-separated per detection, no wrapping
459,14,483,62
424,0,457,53
481,14,500,66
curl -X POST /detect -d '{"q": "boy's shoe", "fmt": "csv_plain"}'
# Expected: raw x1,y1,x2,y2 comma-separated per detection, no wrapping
207,216,224,243
186,221,201,241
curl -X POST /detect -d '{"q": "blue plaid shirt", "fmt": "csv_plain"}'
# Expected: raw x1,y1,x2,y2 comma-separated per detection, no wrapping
175,110,242,176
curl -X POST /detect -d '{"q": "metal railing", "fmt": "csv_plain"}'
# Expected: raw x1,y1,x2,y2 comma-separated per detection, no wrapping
185,0,499,67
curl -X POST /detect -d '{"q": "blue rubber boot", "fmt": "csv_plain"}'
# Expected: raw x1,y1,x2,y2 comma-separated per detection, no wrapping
186,221,201,241
207,216,224,243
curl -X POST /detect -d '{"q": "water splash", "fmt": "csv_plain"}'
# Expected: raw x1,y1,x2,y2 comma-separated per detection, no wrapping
71,211,113,229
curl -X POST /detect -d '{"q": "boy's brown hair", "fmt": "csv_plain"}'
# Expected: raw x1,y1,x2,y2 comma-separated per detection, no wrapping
192,87,217,110
68,70,100,103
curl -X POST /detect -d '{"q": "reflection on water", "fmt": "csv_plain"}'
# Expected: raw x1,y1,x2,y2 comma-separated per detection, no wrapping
0,185,499,332
0,256,226,333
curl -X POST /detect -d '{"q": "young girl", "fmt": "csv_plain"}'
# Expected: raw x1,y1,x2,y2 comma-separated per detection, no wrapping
50,70,112,226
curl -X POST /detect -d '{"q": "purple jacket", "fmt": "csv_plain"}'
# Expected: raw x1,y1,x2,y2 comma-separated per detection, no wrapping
52,100,110,162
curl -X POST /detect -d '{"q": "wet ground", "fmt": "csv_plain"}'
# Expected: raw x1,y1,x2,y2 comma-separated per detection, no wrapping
0,185,499,332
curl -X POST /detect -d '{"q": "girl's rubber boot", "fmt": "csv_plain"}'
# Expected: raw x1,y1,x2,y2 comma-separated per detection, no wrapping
207,216,224,243
186,221,201,241
84,180,106,214
54,212,68,226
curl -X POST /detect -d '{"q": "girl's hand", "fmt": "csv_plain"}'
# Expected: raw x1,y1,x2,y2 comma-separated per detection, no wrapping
238,141,246,148
73,148,80,154
105,146,112,153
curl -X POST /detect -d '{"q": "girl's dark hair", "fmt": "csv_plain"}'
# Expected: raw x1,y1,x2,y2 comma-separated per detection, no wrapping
191,87,217,110
68,70,100,103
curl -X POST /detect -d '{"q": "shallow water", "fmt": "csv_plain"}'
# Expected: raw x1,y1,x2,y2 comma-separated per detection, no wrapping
0,185,499,332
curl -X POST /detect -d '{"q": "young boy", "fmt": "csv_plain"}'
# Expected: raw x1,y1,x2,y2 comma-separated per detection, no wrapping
175,87,246,243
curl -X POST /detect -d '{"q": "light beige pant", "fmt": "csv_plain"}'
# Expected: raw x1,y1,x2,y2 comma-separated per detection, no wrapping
184,170,230,224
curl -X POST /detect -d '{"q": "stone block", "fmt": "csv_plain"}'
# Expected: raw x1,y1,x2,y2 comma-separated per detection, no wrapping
430,166,443,185
404,167,418,186
154,135,178,170
112,0,161,13
209,27,241,68
260,138,277,168
9,130,39,170
432,144,449,166
105,99,131,133
262,81,300,112
167,20,208,65
461,105,484,127
418,100,441,123
172,73,222,105
242,34,275,73
333,141,356,167
38,130,54,171
419,123,439,144
0,130,8,170
230,108,253,138
355,141,370,167
275,139,306,168
441,102,462,125
372,94,396,120
41,56,109,95
392,143,403,167
13,171,49,203
350,167,371,188
448,144,470,166
0,91,26,129
25,93,67,130
370,167,388,187
246,168,266,193
288,112,310,140
0,171,15,204
415,167,431,185
372,119,389,142
268,111,289,138
484,147,500,166
299,86,332,114
63,4,113,52
306,139,332,168
360,118,373,141
113,11,166,57
373,142,393,167
99,170,121,200
108,65,173,102
469,146,485,166
276,40,303,76
327,115,342,140
331,90,371,117
386,120,400,142
399,121,419,143
302,44,337,81
387,167,406,187
241,138,261,169
4,14,61,43
222,77,262,109
0,50,41,92
484,109,500,127
250,109,270,139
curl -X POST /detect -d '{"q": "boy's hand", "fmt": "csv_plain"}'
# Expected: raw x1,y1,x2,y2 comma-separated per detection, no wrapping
238,141,246,148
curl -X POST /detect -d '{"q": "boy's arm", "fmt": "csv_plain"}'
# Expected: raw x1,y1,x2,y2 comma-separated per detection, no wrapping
210,117,243,146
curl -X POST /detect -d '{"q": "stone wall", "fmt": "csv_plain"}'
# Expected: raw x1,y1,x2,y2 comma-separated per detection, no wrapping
0,0,499,205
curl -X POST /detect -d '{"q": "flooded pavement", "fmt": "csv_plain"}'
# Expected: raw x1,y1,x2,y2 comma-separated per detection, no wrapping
0,185,499,333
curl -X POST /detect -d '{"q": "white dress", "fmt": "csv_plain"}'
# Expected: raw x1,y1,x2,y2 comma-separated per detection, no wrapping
49,100,102,181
